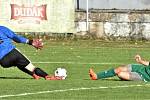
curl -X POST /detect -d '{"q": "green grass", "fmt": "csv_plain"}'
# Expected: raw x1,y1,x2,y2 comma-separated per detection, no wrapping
0,40,150,100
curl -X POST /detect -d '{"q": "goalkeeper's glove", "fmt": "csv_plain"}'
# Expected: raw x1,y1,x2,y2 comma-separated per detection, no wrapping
28,39,43,49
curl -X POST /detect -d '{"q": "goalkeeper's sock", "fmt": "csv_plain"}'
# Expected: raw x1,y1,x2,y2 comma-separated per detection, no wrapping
97,68,116,79
34,68,48,78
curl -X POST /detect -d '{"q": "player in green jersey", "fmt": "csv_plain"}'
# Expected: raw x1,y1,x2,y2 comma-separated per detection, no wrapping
89,55,150,82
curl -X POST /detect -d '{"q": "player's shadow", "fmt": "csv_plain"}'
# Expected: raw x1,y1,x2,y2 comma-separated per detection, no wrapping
101,78,123,81
0,76,33,80
84,78,123,81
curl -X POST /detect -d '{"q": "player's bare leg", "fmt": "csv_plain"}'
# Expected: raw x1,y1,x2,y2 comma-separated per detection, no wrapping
117,72,142,81
114,65,142,80
117,72,130,80
114,65,131,74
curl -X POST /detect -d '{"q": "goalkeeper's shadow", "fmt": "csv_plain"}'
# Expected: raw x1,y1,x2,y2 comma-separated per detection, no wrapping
0,76,33,80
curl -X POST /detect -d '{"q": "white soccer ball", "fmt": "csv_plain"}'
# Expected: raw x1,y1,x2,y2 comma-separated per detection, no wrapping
54,68,67,79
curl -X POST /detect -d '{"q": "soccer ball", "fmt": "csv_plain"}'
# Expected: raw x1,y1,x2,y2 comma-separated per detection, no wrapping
54,68,67,79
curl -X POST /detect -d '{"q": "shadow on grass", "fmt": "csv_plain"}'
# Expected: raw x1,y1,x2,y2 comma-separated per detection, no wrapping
102,78,123,81
0,76,33,80
84,78,124,81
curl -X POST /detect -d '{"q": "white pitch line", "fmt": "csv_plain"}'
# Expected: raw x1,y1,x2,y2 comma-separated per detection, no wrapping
0,84,149,98
32,61,122,65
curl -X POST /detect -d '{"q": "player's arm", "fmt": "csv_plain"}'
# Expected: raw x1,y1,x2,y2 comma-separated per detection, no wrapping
3,26,43,49
135,55,150,66
3,26,27,43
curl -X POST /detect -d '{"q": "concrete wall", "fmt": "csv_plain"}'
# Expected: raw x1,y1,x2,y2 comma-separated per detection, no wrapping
75,0,150,10
75,10,150,40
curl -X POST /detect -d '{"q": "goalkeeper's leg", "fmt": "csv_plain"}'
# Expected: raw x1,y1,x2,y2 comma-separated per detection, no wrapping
18,62,62,80
17,63,48,79
12,49,48,79
0,48,62,80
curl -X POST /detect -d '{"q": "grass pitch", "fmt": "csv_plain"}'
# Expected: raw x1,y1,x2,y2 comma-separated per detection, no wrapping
0,40,150,100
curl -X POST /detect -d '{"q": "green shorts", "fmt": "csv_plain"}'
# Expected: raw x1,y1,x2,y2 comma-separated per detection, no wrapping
131,64,150,82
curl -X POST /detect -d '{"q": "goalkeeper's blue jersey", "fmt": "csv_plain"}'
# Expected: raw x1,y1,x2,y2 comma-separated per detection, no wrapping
0,26,28,60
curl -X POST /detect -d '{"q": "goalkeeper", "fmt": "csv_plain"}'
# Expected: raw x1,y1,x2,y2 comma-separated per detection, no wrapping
89,55,150,82
0,25,62,80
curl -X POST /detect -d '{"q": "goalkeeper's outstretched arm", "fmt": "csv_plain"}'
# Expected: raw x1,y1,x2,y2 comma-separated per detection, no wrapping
27,39,43,49
2,26,43,50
